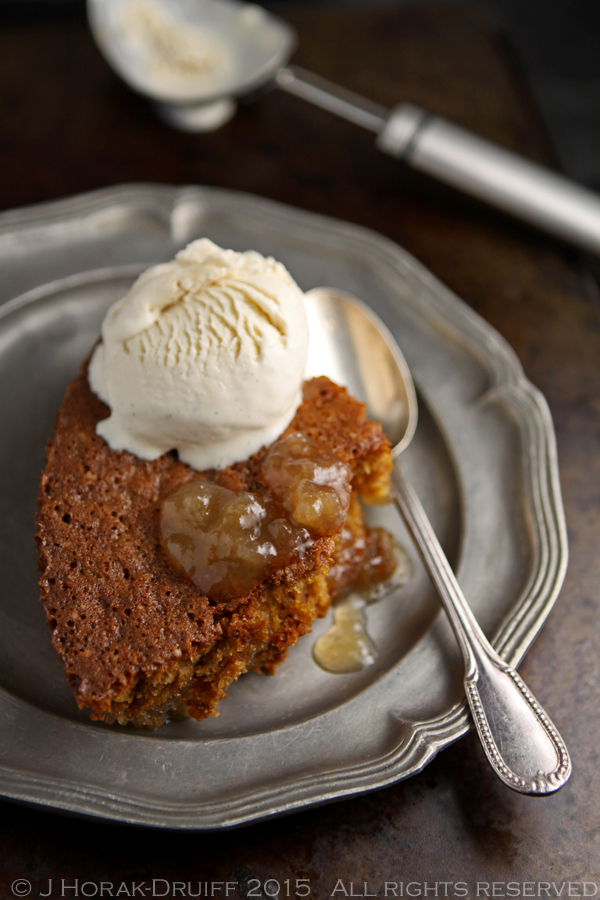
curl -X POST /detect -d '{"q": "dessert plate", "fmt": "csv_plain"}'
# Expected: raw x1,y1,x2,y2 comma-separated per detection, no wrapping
0,184,566,828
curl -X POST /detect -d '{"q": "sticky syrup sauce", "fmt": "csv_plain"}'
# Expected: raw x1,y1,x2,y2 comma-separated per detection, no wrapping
159,432,352,602
312,596,376,674
313,538,412,675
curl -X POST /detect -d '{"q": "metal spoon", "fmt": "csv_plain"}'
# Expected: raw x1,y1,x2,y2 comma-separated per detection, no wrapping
304,286,571,795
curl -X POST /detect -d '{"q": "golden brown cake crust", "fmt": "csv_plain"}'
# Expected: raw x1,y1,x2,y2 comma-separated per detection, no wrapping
36,370,392,725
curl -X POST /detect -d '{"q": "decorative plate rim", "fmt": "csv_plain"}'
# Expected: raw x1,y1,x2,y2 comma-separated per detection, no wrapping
0,184,568,828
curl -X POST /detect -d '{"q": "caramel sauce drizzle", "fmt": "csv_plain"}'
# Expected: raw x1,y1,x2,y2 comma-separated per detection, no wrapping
313,539,412,675
159,432,352,602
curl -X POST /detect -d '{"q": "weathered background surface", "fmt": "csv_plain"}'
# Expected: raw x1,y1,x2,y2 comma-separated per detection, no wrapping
0,2,599,892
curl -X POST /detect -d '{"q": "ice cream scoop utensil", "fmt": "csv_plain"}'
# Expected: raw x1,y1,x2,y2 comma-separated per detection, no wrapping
88,0,600,256
305,286,571,795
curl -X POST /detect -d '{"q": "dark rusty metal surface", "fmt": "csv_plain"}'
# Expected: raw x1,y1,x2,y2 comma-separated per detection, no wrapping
0,1,598,891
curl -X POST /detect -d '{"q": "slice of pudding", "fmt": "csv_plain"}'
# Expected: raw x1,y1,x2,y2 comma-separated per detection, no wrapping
36,373,393,727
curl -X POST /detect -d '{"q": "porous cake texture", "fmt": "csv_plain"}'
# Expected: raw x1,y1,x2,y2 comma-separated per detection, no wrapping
36,372,392,727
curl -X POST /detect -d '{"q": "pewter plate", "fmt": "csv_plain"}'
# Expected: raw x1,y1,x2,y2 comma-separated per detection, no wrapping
0,184,567,829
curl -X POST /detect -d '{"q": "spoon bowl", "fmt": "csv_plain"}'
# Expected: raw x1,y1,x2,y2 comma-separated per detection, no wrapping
307,285,571,795
305,287,417,455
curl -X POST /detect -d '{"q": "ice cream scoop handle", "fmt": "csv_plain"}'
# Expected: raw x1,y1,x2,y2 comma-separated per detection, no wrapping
276,66,387,134
279,69,600,256
378,103,600,255
390,465,571,794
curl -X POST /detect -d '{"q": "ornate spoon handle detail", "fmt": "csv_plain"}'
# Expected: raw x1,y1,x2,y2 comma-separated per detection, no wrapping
391,466,571,794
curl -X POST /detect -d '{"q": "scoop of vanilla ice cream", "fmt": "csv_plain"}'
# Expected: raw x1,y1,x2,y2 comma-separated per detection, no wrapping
88,239,309,470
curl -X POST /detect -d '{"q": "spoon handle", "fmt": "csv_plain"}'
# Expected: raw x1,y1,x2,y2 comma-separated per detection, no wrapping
390,466,571,794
